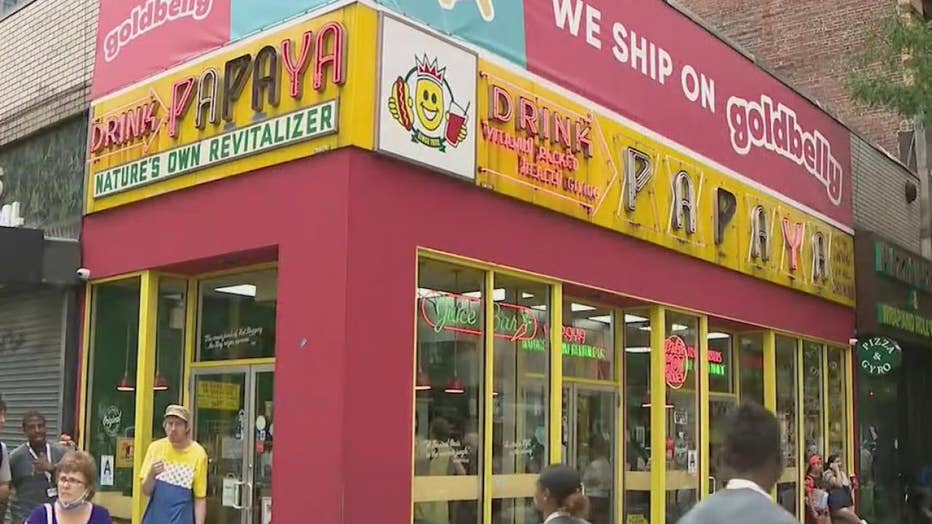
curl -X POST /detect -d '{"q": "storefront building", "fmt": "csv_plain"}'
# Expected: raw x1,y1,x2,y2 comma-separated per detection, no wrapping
854,231,932,524
79,2,857,523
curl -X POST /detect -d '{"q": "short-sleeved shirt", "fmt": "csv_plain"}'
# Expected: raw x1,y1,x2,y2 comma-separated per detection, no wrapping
0,442,11,483
9,442,67,521
26,503,112,524
141,438,208,524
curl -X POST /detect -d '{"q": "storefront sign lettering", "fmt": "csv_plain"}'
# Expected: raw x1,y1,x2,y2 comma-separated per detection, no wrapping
103,0,214,63
857,337,902,376
875,240,932,294
420,438,470,464
482,81,598,205
877,303,932,339
90,94,164,155
167,22,345,138
419,291,539,342
476,61,855,307
726,95,843,206
102,406,122,438
88,10,361,211
665,336,688,389
204,326,265,351
93,99,338,197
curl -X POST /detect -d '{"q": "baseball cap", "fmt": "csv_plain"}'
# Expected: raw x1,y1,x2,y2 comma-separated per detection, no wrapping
809,454,823,467
164,405,190,423
539,464,582,499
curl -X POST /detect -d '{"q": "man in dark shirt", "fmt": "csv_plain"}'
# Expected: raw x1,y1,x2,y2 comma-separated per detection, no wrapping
9,412,66,524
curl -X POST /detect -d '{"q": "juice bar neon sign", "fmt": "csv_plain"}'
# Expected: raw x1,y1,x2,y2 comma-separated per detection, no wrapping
419,292,539,341
419,292,608,360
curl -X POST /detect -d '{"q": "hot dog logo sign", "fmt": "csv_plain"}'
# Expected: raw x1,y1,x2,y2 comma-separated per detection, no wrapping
378,15,477,180
387,54,469,152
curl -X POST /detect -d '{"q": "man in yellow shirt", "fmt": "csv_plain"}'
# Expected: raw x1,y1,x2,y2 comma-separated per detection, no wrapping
140,405,208,524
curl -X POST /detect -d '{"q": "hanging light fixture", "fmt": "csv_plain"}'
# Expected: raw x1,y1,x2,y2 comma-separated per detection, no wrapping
415,370,432,391
445,271,465,395
640,390,673,409
116,326,136,392
153,331,169,392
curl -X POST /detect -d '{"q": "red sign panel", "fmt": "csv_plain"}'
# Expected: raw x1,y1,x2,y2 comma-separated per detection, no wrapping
93,0,232,98
524,0,852,226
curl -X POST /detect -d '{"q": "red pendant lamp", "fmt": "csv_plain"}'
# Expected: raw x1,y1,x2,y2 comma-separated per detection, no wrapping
116,327,136,392
416,370,432,391
641,390,673,409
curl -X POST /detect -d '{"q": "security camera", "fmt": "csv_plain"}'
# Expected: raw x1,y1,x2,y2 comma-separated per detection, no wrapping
76,268,91,281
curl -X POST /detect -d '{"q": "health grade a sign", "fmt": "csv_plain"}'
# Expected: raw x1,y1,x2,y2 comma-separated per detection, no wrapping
86,4,379,213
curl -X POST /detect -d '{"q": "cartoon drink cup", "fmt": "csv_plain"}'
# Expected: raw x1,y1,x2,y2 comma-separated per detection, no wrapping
445,101,469,147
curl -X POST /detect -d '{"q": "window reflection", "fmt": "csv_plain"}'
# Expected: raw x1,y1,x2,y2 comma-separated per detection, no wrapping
665,312,699,522
738,334,765,407
491,275,549,524
197,269,277,361
803,342,824,461
623,311,651,524
414,260,483,524
827,347,847,462
776,335,799,516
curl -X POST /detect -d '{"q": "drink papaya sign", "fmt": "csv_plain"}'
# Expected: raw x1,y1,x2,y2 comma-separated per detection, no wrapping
86,4,379,213
476,60,855,307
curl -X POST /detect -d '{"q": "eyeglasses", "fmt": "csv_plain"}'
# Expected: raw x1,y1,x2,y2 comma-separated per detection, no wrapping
57,476,86,486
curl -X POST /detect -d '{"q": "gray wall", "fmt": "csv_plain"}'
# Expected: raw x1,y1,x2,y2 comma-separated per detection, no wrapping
852,133,921,253
0,0,97,147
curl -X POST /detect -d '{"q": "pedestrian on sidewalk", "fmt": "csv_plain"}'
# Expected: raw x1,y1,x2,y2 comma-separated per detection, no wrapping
9,412,67,524
534,464,591,524
0,400,12,520
676,401,796,524
140,405,207,524
25,451,112,524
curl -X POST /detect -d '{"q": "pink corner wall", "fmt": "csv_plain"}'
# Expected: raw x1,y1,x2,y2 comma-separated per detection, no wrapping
81,147,854,523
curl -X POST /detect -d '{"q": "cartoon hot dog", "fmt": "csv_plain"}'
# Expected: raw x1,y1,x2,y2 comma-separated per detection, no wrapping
389,76,414,131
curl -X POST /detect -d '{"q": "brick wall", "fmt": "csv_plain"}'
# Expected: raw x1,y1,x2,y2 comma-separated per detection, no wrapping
0,0,97,146
674,0,905,156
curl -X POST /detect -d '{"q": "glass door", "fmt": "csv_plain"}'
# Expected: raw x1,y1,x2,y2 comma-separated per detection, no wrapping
563,384,618,524
192,365,274,524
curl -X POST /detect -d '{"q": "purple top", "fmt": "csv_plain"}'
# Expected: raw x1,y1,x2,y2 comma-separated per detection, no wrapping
26,503,112,524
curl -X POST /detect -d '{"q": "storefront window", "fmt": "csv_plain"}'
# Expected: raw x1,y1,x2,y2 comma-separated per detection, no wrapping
708,331,735,494
776,335,799,515
562,301,613,381
197,269,277,361
624,310,651,524
491,275,550,524
827,347,848,463
152,278,186,437
803,342,824,461
85,278,141,502
665,311,699,522
563,299,615,524
414,259,484,523
738,334,765,407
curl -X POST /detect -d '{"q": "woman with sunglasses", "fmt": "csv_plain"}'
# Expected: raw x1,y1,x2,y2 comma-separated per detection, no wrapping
26,451,111,524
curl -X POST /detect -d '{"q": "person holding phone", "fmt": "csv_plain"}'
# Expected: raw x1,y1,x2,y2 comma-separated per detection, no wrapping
823,454,867,524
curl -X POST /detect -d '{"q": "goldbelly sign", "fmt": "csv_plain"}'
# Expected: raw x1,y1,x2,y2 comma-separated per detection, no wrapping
86,4,378,213
476,60,856,307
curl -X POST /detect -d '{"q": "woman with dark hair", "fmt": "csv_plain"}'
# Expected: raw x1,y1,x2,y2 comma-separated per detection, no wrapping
823,454,867,524
534,464,590,524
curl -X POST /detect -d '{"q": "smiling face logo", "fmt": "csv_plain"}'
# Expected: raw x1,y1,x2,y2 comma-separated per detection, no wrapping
388,54,469,152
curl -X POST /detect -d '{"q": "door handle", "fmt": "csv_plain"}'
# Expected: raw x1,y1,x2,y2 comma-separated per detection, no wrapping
231,480,246,510
709,476,717,492
244,481,254,510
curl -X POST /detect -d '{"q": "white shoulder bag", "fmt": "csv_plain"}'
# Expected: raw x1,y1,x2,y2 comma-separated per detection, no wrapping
44,503,53,524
